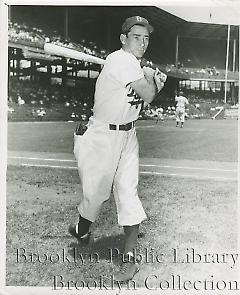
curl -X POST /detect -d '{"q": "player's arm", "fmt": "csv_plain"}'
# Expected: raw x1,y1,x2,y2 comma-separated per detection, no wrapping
130,67,166,104
129,76,156,103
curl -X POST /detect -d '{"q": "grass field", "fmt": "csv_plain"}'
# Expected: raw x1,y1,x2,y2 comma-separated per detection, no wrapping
8,119,238,162
6,119,239,291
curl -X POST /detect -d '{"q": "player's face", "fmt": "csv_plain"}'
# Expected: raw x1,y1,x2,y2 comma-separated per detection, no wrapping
122,25,150,59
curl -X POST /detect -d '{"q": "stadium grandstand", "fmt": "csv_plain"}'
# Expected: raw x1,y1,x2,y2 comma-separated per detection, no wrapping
7,5,239,122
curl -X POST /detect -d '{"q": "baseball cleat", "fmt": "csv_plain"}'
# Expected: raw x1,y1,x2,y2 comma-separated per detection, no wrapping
113,262,140,282
68,224,92,245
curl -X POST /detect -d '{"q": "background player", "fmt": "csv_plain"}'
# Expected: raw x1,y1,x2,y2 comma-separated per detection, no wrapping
175,90,189,128
69,16,166,282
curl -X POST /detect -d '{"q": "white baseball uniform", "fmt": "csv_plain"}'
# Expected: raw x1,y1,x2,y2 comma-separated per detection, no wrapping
175,95,189,123
74,49,147,226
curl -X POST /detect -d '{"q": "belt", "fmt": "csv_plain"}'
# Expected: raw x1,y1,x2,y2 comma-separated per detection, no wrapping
109,121,135,131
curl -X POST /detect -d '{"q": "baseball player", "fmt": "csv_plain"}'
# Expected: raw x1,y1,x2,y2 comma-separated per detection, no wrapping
175,91,189,128
156,106,164,123
69,16,166,281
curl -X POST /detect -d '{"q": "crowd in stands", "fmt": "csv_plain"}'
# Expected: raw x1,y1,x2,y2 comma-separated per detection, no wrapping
140,87,239,121
9,77,237,122
165,63,189,76
166,62,238,80
9,21,239,81
8,78,94,122
7,21,238,122
140,103,193,121
8,22,193,79
50,38,109,60
8,21,109,59
165,63,221,79
8,22,43,45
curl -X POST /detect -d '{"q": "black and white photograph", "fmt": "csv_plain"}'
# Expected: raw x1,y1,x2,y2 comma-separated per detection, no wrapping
0,0,239,294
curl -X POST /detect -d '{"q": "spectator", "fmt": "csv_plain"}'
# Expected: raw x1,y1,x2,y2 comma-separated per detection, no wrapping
37,107,46,120
17,94,25,105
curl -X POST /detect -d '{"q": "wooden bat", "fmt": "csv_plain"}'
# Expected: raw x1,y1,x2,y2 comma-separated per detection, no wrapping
43,43,171,79
44,43,106,65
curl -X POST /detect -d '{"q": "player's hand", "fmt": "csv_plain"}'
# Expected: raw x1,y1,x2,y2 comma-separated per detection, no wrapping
143,66,155,82
154,68,167,92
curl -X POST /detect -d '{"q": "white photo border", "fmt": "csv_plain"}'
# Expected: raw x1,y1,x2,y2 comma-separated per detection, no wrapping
0,1,239,295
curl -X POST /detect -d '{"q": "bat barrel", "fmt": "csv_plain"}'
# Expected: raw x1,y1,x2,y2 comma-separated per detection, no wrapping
44,43,105,65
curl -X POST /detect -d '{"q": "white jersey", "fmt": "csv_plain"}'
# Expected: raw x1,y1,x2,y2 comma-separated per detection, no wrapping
93,49,144,124
175,95,189,109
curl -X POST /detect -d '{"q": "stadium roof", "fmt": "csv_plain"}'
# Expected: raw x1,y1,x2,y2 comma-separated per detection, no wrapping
160,0,240,26
131,6,239,40
9,4,239,41
9,5,239,68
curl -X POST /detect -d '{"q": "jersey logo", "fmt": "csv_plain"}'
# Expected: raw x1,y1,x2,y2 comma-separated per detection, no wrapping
127,86,144,109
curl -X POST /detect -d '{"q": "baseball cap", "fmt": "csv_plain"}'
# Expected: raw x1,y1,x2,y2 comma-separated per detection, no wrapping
121,16,154,34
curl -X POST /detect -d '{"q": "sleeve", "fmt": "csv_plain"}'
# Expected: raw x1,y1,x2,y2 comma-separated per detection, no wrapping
112,53,144,86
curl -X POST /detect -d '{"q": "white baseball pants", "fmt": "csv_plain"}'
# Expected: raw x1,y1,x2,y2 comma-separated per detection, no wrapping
74,117,147,226
175,107,185,123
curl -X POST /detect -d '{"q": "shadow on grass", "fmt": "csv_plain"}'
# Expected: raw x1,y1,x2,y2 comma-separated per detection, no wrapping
64,232,146,265
52,234,148,265
41,229,146,267
65,233,126,266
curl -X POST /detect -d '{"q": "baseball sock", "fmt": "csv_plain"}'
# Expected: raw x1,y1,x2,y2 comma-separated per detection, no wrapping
76,215,92,237
123,224,139,257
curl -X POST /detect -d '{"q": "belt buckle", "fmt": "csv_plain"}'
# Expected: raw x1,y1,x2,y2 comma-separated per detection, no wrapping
123,122,132,131
110,121,134,131
128,122,133,130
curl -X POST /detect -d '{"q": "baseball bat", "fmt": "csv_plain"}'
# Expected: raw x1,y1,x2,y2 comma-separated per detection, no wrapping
44,43,106,65
43,43,169,79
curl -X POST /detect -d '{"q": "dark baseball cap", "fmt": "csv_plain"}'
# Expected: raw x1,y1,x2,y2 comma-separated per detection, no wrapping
121,16,154,34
